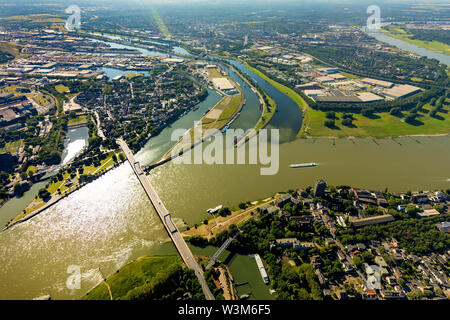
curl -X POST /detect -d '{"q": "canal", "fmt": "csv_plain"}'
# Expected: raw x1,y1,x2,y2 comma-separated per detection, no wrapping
0,38,448,300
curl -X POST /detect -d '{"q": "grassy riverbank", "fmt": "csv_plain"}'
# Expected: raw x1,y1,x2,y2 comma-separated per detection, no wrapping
305,102,450,138
254,90,277,132
381,25,450,56
242,62,450,138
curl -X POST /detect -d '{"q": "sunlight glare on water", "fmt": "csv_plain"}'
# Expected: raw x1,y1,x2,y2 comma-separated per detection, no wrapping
0,163,166,300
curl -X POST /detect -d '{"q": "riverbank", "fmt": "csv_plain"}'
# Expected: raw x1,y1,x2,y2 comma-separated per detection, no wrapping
241,61,450,139
381,25,450,57
3,151,125,230
303,104,450,139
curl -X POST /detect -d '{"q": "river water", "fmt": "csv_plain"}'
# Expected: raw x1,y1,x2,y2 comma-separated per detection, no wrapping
0,39,449,300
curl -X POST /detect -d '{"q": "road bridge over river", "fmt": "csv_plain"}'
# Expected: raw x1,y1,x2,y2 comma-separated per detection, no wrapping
116,138,214,300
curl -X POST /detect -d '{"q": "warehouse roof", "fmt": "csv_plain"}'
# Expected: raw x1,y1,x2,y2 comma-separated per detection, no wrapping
361,78,394,88
314,95,362,103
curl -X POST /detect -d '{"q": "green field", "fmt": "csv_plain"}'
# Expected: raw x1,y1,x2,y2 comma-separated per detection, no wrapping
124,73,144,79
215,94,243,126
254,92,277,132
83,255,182,300
68,115,87,125
26,165,36,175
0,85,54,108
55,84,70,94
32,93,52,106
305,103,450,138
381,25,450,56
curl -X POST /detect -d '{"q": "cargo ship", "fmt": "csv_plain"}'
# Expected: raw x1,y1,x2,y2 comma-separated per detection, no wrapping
290,163,317,168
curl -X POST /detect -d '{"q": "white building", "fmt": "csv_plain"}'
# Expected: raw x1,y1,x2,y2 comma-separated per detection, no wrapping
254,254,269,284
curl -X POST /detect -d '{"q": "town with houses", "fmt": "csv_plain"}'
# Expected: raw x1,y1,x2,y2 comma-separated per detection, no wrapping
198,179,450,301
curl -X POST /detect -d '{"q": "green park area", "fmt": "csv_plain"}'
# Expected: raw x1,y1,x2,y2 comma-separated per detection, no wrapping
381,25,450,56
124,73,144,79
203,93,243,129
68,114,88,125
25,165,36,176
83,254,205,300
31,93,52,107
55,84,70,94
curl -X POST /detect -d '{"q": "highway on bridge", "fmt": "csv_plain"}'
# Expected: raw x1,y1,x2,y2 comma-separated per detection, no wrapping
117,138,215,300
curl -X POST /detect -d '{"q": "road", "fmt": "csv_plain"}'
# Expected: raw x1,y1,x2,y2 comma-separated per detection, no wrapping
117,138,215,300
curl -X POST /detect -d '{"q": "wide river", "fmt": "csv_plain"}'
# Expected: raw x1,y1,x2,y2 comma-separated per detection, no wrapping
0,38,449,300
363,25,450,66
